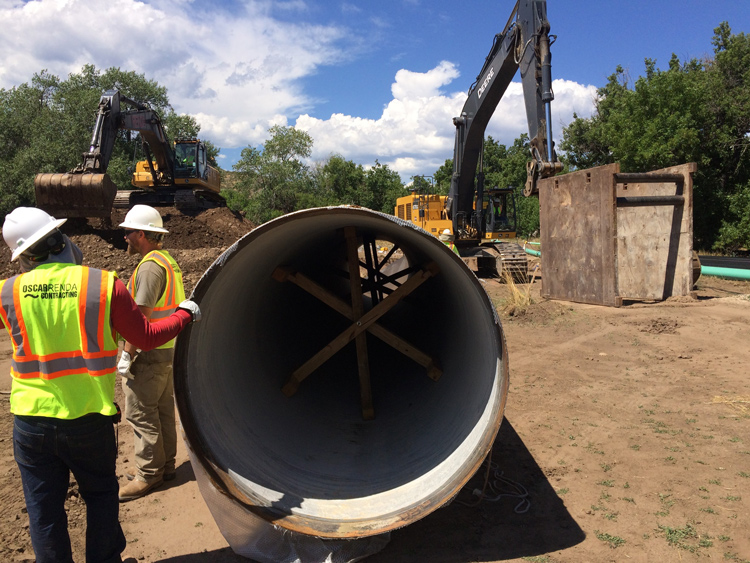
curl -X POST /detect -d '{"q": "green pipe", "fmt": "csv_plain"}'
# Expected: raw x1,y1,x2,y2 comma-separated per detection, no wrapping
520,248,749,280
700,266,750,280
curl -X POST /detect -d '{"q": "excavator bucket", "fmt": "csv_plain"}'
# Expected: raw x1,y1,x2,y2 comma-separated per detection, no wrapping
34,172,118,218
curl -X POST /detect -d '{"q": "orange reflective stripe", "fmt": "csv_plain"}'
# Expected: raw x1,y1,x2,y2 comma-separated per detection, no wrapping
95,269,108,352
0,281,11,334
147,252,177,307
12,278,31,358
79,267,90,355
12,360,117,380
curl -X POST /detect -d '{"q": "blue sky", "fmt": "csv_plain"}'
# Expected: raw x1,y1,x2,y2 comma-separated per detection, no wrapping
0,0,747,182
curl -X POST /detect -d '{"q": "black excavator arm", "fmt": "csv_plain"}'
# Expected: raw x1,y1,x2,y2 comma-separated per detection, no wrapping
77,89,176,185
446,0,562,239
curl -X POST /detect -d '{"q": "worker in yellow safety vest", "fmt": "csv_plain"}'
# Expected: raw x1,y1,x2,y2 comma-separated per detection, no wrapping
439,229,461,256
1,206,201,563
116,205,187,502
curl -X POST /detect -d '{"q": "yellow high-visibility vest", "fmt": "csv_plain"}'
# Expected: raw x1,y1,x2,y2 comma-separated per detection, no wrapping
0,264,119,419
127,250,185,350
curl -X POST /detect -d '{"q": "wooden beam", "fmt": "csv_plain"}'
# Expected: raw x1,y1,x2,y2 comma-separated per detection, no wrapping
273,266,443,380
345,226,374,420
281,261,439,397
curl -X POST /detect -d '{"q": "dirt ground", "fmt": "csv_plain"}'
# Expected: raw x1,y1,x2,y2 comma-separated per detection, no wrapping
1,207,749,562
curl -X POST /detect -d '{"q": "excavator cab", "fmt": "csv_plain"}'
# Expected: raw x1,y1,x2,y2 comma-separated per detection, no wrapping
174,139,208,180
484,187,517,239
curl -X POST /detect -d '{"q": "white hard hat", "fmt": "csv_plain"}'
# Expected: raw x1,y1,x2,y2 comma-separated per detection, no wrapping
3,207,67,262
439,229,454,242
118,205,168,234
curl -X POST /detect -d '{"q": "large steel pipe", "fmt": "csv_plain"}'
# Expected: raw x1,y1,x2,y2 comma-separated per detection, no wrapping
174,206,509,540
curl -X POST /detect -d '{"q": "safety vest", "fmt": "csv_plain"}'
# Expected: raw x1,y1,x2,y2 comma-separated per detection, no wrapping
0,264,119,419
445,241,460,256
126,250,185,350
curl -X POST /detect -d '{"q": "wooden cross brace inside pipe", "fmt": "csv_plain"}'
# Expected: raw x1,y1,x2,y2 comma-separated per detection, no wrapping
274,226,441,419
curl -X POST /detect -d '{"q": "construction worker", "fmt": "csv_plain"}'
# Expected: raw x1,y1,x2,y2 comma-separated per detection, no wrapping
439,229,461,256
116,205,186,502
1,206,200,563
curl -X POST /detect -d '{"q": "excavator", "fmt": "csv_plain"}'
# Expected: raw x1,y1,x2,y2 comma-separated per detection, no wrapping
395,0,562,278
34,89,223,218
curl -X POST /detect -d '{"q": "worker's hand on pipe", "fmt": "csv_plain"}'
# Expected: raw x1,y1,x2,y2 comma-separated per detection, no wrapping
117,351,134,379
178,299,202,323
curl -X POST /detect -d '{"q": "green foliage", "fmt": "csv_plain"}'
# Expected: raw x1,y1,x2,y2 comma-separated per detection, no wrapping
226,126,406,223
308,154,367,207
559,24,750,251
366,160,408,214
0,65,205,219
715,180,750,251
433,159,453,195
228,125,314,224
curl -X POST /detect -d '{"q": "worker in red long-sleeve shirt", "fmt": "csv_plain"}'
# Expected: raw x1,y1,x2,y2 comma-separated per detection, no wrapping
0,207,201,563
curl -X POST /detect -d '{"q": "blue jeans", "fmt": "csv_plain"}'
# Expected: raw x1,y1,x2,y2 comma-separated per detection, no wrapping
13,414,126,563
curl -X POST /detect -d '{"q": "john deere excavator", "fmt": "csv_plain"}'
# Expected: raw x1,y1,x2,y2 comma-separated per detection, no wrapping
396,0,562,278
34,89,223,218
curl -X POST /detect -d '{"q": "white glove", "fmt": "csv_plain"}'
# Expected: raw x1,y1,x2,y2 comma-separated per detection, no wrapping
118,351,134,379
178,299,202,323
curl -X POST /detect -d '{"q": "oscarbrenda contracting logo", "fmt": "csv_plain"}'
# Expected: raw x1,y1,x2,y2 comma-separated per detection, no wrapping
22,283,79,300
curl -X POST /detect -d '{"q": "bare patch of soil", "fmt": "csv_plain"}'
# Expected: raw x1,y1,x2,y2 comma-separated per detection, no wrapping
1,211,749,562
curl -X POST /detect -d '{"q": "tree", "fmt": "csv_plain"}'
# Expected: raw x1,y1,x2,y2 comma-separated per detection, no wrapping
559,24,750,251
228,125,313,224
309,155,367,208
367,161,406,214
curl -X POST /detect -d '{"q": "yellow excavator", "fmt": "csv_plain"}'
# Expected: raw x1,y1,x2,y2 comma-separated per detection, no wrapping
397,0,562,278
34,89,223,218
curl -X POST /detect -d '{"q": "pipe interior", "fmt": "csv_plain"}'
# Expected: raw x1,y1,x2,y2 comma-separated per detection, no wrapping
177,208,507,525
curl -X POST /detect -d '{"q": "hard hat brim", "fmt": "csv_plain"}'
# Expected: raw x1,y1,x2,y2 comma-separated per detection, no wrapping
117,219,169,234
10,218,67,261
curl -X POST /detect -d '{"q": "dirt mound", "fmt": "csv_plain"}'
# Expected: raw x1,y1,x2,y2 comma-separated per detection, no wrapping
0,206,256,293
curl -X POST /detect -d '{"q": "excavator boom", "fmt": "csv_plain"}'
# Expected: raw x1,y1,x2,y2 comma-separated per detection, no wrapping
446,0,562,240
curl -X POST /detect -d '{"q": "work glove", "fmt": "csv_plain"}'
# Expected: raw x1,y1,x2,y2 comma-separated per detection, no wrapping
178,299,202,323
118,351,134,379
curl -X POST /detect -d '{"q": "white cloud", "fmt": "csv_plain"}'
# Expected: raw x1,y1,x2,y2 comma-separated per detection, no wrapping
0,0,597,181
0,0,351,147
297,65,597,180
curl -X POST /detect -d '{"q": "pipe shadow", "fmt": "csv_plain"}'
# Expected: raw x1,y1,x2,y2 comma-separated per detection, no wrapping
366,417,585,562
156,547,246,562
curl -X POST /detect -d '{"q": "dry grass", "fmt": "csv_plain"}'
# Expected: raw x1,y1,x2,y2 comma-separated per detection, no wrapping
711,395,750,414
500,268,535,316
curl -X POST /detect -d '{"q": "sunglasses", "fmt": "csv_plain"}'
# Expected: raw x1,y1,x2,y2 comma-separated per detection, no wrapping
123,229,140,236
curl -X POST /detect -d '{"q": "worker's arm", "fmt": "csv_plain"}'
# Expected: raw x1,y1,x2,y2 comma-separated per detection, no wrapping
110,279,193,351
123,304,153,356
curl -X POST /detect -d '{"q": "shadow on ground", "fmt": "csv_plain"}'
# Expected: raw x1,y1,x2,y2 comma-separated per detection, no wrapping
157,418,584,563
366,417,585,562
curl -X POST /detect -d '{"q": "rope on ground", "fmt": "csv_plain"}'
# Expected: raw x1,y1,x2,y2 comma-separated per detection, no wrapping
457,448,531,513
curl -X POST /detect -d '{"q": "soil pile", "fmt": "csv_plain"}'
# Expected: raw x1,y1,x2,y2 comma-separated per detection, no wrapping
0,206,256,292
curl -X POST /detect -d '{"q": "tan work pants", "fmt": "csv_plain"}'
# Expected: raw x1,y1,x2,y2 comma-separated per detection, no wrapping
121,354,177,484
